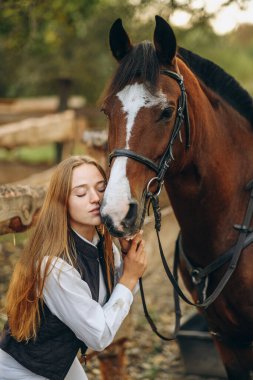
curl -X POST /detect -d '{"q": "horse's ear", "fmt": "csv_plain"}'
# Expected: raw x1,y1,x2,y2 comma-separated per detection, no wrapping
109,18,133,62
154,15,177,65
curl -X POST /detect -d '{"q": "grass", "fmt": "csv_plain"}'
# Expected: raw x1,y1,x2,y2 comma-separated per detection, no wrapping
142,366,160,380
0,142,89,165
0,144,55,164
0,230,30,244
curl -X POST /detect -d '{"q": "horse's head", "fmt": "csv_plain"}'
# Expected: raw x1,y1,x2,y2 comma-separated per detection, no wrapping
101,16,191,238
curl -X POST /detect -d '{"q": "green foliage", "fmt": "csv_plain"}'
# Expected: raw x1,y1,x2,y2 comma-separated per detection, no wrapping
0,0,252,102
0,0,99,97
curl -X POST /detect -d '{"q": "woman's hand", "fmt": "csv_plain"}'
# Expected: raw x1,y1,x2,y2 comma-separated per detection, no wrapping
119,232,147,291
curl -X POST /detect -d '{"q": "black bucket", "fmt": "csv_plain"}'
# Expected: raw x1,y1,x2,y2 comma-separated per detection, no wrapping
177,312,227,378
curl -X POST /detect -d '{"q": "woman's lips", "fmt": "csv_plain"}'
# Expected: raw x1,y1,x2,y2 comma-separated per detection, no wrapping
89,208,100,214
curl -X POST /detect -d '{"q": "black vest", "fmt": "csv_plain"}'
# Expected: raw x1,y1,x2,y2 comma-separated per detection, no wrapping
0,230,110,380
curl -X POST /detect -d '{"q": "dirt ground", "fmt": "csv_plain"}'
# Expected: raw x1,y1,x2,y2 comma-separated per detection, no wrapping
84,263,225,380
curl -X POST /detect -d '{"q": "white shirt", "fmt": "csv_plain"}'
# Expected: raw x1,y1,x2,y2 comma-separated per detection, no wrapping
0,235,133,380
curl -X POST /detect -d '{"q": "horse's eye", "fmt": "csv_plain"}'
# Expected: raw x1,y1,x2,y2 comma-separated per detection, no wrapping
158,107,174,121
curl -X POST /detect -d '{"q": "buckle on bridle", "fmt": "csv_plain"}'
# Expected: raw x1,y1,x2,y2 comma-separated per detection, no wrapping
146,177,164,197
191,268,202,285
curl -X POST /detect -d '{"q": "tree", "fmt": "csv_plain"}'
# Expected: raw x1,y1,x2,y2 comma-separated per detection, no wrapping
0,0,99,97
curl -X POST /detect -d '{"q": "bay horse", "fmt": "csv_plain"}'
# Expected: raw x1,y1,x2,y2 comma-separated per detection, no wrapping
100,16,253,380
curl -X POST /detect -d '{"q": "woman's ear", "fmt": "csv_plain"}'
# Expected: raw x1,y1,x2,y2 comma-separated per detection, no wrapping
109,18,133,61
153,15,177,65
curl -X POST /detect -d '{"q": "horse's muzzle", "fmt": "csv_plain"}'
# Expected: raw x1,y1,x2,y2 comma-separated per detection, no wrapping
101,201,139,237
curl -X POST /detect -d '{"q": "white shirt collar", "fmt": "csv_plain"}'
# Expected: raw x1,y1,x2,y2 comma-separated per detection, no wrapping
72,229,100,248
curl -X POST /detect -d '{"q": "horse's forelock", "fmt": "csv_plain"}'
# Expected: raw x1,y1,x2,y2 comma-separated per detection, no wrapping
104,41,160,101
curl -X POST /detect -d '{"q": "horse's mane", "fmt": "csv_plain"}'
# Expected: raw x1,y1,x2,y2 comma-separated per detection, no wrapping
178,47,253,125
105,41,253,126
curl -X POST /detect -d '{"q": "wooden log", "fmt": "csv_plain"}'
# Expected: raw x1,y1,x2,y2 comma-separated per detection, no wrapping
0,96,85,115
0,110,76,149
82,130,107,148
82,130,108,168
0,185,46,235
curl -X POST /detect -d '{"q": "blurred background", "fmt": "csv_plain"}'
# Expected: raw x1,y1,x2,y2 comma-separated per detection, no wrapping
1,0,253,100
0,1,252,379
0,0,252,167
1,0,253,101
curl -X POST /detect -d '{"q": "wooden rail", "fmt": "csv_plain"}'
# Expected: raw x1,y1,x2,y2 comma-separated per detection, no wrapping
0,111,76,149
0,96,85,121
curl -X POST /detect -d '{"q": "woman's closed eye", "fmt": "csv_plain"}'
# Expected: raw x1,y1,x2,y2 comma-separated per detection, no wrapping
76,192,87,197
76,187,105,197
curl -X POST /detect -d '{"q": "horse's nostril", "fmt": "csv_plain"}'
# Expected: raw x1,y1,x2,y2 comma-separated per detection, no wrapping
122,202,138,228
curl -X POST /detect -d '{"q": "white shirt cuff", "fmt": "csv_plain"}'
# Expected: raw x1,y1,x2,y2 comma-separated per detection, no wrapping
106,283,133,308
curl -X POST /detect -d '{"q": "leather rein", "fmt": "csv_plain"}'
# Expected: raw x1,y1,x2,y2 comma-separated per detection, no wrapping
108,70,253,341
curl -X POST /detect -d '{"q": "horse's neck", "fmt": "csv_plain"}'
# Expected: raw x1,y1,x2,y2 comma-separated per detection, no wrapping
166,80,253,263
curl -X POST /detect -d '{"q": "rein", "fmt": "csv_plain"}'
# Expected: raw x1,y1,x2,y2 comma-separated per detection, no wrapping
108,70,253,341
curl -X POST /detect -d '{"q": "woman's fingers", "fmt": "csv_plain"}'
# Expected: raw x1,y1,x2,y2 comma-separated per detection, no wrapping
127,231,143,253
130,236,142,251
136,240,144,253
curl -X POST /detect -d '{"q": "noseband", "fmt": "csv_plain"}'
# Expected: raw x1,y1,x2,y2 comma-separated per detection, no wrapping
109,70,191,186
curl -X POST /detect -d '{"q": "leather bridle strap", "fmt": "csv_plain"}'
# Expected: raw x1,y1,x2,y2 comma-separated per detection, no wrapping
139,248,182,341
109,149,159,173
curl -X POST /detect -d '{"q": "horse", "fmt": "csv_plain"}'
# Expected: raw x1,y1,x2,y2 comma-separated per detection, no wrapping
100,16,253,380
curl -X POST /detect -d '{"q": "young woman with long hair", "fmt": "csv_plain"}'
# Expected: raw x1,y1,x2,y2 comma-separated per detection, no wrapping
0,155,147,380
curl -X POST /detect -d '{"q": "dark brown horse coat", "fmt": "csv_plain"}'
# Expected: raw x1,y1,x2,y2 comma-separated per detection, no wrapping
100,16,253,380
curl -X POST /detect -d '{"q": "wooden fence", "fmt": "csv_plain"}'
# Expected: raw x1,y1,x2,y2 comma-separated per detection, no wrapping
0,111,75,149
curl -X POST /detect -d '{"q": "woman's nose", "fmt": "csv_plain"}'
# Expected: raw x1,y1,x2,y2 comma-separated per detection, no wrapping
90,189,100,203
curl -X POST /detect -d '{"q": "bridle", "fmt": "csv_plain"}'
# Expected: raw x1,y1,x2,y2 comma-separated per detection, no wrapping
109,69,191,235
108,69,191,340
109,70,191,190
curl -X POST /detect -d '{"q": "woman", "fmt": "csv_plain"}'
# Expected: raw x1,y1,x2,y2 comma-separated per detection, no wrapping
0,155,147,380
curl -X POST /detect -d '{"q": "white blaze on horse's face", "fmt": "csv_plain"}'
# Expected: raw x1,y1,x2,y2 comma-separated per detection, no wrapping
102,83,167,232
117,82,167,149
102,156,130,231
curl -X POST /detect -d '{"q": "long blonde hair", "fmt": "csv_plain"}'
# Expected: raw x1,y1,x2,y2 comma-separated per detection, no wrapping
6,156,114,341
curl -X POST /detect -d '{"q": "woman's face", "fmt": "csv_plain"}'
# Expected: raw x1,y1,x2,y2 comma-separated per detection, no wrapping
68,163,106,236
